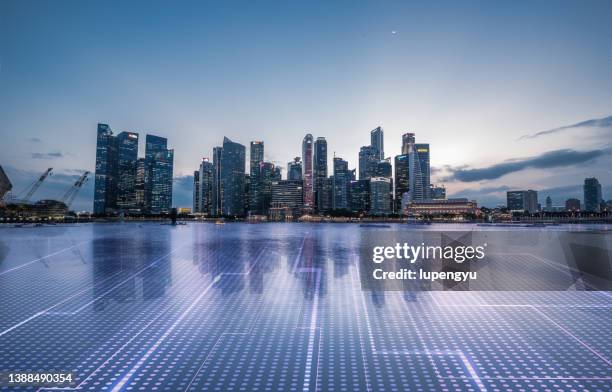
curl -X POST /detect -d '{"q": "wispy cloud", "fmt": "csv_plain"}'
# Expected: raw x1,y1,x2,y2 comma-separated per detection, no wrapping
31,151,64,159
444,147,612,182
518,115,612,140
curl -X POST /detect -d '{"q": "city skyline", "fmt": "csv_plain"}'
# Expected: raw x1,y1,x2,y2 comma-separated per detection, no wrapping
1,1,612,211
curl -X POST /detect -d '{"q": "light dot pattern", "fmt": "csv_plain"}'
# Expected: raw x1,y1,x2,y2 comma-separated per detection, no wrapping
0,223,609,391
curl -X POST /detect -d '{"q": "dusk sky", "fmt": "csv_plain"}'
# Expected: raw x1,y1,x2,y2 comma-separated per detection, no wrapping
1,0,611,211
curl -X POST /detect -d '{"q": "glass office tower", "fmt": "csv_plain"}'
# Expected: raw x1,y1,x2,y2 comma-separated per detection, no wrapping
333,157,350,210
584,177,602,212
394,154,409,212
249,141,264,214
145,135,174,214
220,137,246,217
302,134,314,212
116,131,139,211
370,126,384,160
94,123,118,214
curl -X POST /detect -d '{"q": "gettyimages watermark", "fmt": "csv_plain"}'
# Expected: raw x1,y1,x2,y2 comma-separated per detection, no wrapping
358,229,612,291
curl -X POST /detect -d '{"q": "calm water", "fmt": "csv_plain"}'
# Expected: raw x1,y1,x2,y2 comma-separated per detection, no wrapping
0,223,610,391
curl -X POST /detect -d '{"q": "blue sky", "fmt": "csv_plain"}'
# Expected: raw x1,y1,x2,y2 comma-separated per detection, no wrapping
1,0,611,210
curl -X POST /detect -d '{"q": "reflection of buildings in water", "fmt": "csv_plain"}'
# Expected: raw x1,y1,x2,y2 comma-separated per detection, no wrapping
92,225,173,311
371,290,386,307
294,234,327,300
402,291,418,303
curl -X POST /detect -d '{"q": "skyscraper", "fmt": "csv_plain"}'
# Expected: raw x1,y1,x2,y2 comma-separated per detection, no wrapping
249,141,264,214
333,157,350,210
145,135,174,214
394,154,409,212
313,137,328,179
220,137,246,216
349,179,370,213
258,161,276,215
116,131,139,210
193,170,200,213
94,123,118,214
316,177,333,213
374,159,392,178
370,126,384,160
401,132,415,155
135,158,146,210
358,146,377,180
94,124,173,215
198,158,213,214
211,146,223,216
287,157,302,180
313,137,328,211
369,177,392,215
302,134,314,212
415,144,431,200
584,177,602,212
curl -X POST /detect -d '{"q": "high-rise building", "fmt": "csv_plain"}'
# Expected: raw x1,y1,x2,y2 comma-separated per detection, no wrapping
565,198,580,212
198,158,213,214
211,146,223,216
584,177,602,212
135,158,146,210
193,170,200,213
313,137,327,179
369,177,391,215
374,159,392,178
415,144,431,199
270,179,303,220
313,137,327,211
370,126,384,160
333,157,350,210
401,132,415,155
220,137,246,216
316,177,333,213
349,179,370,213
116,132,139,210
287,157,302,180
394,154,409,212
95,124,173,215
145,135,174,214
94,123,118,214
244,174,250,214
249,141,264,214
506,190,538,213
359,146,378,180
302,134,314,212
257,161,276,215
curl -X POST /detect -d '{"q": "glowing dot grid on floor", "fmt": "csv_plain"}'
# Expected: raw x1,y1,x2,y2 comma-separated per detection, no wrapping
0,223,610,391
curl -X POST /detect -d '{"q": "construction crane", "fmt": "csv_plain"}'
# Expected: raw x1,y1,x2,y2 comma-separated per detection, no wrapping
61,171,89,208
20,167,53,203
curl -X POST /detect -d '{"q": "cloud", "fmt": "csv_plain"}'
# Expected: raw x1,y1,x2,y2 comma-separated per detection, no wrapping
31,151,64,159
444,147,612,182
518,115,612,140
28,137,42,143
